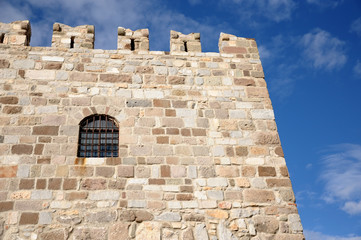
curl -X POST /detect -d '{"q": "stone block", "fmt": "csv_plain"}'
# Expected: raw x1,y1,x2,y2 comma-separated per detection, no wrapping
88,191,120,201
109,222,131,240
254,216,279,233
155,212,181,222
118,166,134,178
243,189,275,203
19,212,39,225
40,229,68,240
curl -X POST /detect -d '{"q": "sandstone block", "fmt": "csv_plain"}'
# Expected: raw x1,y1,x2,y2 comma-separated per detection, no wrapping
254,216,279,233
40,229,68,240
19,212,39,225
155,212,181,222
243,189,275,203
109,222,131,240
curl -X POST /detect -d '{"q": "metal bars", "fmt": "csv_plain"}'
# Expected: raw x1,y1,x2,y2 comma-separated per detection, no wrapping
77,114,119,157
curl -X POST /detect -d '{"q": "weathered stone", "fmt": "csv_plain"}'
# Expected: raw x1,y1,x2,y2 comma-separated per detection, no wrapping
254,216,279,233
217,220,238,240
109,222,131,240
155,212,181,222
19,212,39,225
194,223,209,240
243,189,275,203
136,222,161,240
40,229,68,240
72,227,107,240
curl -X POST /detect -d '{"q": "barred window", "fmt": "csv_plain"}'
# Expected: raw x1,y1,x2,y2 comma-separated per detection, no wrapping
77,114,119,157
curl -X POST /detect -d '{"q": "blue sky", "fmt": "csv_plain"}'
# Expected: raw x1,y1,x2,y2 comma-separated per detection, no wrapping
1,0,361,238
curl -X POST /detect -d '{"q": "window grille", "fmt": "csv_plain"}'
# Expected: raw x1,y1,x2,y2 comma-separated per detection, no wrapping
77,114,119,157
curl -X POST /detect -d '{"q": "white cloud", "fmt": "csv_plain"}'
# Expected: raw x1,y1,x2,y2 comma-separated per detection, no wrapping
222,0,297,22
0,2,29,22
305,230,361,240
320,144,361,215
342,201,361,215
306,0,344,8
353,60,361,79
300,29,347,70
258,45,271,60
350,18,361,37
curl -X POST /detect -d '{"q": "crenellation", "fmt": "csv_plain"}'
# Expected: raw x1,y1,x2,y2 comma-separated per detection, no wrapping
52,23,95,49
170,30,202,53
0,20,31,46
0,19,304,240
117,27,149,51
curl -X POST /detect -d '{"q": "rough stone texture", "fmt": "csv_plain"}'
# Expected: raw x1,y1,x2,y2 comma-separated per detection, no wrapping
0,20,303,240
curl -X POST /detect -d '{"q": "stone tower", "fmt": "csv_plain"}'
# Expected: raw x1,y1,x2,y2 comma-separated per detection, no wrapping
0,21,304,240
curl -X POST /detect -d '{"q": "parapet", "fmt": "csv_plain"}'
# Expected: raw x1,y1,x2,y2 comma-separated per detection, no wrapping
52,23,95,49
0,20,31,46
117,27,149,51
170,30,201,52
219,32,258,54
0,20,259,56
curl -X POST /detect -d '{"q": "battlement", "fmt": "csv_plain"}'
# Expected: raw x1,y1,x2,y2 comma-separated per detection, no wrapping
0,20,31,46
0,20,258,55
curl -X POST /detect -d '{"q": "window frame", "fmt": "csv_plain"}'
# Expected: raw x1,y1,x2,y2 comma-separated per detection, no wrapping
77,114,119,158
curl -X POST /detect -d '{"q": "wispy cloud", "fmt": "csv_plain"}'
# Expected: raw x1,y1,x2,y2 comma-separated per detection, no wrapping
353,60,361,79
221,0,297,22
320,144,361,215
305,230,361,240
299,29,347,71
350,18,361,37
306,0,344,8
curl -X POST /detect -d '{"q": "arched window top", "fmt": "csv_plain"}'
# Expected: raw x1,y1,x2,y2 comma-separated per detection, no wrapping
77,114,119,158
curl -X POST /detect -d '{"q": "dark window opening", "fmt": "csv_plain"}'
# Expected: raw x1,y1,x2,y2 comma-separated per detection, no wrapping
0,34,4,44
77,114,119,158
130,39,135,51
70,36,75,48
184,41,188,52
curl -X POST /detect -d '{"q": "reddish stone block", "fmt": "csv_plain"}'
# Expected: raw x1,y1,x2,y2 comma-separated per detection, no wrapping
153,99,170,108
165,109,176,117
157,136,169,144
0,166,18,178
160,165,170,177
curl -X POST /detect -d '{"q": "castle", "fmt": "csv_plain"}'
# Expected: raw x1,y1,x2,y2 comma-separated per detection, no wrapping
0,20,304,240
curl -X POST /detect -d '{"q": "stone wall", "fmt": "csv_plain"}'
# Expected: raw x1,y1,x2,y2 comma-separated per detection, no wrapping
0,21,304,240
